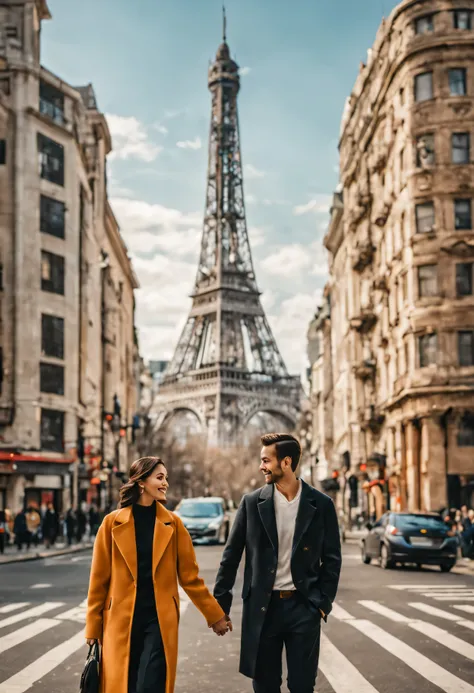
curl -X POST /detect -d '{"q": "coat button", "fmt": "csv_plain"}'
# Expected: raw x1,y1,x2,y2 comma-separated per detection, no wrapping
303,546,310,551
270,569,275,574
261,607,266,612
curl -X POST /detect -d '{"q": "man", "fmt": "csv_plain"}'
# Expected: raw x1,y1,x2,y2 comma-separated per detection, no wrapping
214,432,342,693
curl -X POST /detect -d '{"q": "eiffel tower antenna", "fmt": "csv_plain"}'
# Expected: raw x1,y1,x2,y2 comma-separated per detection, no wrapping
153,29,301,446
222,5,227,42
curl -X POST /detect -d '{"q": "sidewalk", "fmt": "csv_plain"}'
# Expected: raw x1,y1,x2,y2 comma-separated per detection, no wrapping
0,540,94,566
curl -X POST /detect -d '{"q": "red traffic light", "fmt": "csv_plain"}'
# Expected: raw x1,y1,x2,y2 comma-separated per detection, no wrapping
120,428,127,437
360,463,367,472
105,414,113,422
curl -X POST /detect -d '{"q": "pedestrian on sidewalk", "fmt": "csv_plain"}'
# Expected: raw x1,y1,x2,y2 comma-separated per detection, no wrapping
88,505,100,539
42,503,59,549
76,506,87,543
65,508,76,546
25,506,41,547
85,456,229,693
13,509,30,551
0,509,6,554
214,432,342,693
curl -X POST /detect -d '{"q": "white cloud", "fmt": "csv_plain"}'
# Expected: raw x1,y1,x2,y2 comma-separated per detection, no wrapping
110,197,201,234
246,193,257,205
244,164,265,179
153,122,169,135
239,66,251,76
248,226,266,248
260,244,313,278
312,262,328,278
263,199,291,207
267,289,323,373
176,137,202,150
106,114,162,162
293,194,332,216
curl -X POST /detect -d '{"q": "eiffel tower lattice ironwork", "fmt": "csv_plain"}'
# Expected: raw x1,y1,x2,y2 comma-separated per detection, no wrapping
154,20,301,446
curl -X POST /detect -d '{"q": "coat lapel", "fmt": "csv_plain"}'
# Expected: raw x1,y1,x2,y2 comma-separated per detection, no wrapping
152,502,174,576
257,484,278,554
112,506,137,582
292,480,318,556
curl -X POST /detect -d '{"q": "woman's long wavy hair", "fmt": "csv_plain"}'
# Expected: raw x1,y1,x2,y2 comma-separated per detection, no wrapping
118,457,166,508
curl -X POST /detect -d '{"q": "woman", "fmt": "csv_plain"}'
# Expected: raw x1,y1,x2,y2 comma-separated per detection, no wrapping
85,457,229,693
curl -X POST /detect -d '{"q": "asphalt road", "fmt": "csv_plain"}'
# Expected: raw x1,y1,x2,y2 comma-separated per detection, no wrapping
0,542,473,692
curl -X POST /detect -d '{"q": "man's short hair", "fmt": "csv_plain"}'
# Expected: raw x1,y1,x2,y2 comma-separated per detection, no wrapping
260,433,302,472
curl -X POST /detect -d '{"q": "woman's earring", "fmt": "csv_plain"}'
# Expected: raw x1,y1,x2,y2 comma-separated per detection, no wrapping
139,485,144,495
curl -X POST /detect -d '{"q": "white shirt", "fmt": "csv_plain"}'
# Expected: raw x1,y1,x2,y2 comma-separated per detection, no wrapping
273,480,302,590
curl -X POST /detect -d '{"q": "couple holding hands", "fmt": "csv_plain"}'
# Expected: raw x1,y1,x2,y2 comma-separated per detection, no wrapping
85,433,341,693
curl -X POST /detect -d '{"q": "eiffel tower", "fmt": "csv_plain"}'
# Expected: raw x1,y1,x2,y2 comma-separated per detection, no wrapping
154,13,301,446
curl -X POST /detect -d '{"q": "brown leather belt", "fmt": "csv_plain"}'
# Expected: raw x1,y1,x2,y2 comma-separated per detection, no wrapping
273,590,297,599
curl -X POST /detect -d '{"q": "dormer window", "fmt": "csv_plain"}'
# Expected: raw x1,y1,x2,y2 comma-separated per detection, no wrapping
415,15,434,34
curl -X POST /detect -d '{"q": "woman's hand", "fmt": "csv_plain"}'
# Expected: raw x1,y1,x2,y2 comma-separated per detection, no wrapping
86,638,98,647
211,615,232,636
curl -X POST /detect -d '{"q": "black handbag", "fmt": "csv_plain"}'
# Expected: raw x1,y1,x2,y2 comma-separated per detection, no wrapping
80,642,100,693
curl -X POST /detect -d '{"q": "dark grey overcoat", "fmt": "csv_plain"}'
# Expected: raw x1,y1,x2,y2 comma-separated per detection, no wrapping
213,480,342,679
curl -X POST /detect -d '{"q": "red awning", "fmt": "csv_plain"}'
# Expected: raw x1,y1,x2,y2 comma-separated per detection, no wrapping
0,452,75,464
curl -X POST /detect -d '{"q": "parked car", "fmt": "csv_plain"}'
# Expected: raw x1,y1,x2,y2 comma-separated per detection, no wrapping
361,511,458,572
174,497,230,545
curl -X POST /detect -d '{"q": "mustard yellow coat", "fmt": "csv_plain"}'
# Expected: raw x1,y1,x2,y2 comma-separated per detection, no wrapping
85,502,225,693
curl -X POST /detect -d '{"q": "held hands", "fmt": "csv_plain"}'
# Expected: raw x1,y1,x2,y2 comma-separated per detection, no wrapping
210,614,233,636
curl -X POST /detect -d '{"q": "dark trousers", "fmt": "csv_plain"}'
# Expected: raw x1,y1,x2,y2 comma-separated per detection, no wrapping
252,591,321,693
128,610,166,693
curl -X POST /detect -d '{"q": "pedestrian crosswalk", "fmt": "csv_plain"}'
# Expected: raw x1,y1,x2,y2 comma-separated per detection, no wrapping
0,587,473,693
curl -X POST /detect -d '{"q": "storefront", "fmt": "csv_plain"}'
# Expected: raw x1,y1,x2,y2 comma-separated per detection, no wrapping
0,453,73,512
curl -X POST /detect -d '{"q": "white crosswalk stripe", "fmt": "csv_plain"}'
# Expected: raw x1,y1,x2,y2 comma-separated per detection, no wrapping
1,595,474,692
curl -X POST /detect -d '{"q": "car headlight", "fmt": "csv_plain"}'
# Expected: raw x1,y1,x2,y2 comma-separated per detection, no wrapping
208,519,221,530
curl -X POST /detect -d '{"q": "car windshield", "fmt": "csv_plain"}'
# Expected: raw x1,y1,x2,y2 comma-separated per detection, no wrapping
178,502,222,518
394,515,445,531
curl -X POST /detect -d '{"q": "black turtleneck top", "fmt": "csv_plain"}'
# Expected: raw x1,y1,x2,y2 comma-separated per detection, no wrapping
132,501,157,616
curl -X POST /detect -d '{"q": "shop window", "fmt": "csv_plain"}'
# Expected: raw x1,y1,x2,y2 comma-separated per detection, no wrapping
452,133,470,164
449,68,467,96
418,265,438,297
40,362,64,395
41,250,64,295
415,15,434,34
458,331,474,366
456,263,473,296
39,80,65,125
414,72,433,102
457,412,474,446
453,10,472,30
419,333,437,367
40,408,64,452
37,133,64,186
41,314,64,359
40,195,65,239
416,134,435,166
415,201,435,233
0,140,5,165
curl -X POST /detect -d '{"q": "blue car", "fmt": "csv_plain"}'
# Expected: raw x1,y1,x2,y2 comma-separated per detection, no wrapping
361,511,458,572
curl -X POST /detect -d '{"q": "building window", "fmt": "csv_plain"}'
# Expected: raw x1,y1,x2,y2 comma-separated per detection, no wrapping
40,408,64,452
40,362,64,395
458,331,474,366
41,250,65,295
458,412,474,446
452,133,470,164
454,199,472,230
415,14,434,34
37,133,64,186
414,72,433,102
449,68,467,96
416,134,435,166
41,314,64,359
0,347,3,396
40,195,65,239
415,201,435,233
454,10,472,30
0,140,5,165
418,265,438,297
39,80,65,125
419,333,437,367
456,263,473,296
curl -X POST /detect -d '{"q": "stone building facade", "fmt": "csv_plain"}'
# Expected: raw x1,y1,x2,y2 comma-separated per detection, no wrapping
321,0,474,519
0,1,139,513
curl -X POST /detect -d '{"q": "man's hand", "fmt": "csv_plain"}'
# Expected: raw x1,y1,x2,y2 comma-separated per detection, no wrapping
319,609,326,619
211,615,233,636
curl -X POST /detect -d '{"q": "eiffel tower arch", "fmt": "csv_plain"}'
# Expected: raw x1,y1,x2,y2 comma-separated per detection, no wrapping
153,17,302,447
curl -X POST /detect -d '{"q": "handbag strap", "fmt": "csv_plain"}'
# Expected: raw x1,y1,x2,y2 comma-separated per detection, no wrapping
88,642,100,661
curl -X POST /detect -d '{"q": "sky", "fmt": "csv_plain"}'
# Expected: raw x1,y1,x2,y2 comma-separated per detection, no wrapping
42,0,400,375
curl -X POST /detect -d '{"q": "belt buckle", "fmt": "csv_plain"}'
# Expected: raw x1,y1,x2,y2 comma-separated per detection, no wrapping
280,590,293,599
